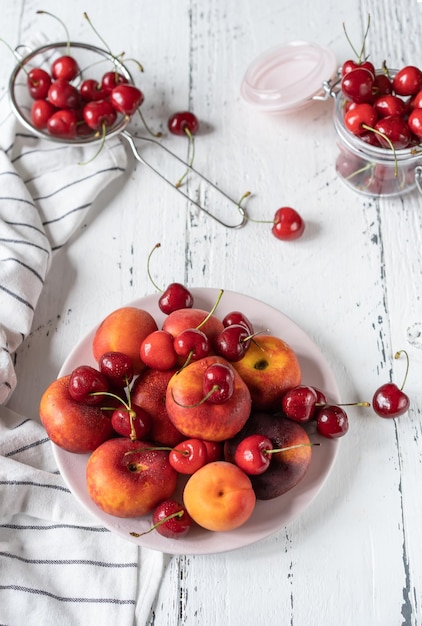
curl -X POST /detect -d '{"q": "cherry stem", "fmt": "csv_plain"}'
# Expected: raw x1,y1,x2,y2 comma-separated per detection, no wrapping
146,243,164,293
78,122,108,166
170,385,221,408
315,401,370,408
0,38,30,77
84,12,114,57
196,289,224,330
130,509,184,537
395,349,410,391
175,128,195,188
265,442,320,455
37,10,71,56
137,108,162,138
342,13,371,64
361,124,398,177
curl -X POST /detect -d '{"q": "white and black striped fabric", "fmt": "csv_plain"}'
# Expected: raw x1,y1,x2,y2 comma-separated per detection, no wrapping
0,70,165,624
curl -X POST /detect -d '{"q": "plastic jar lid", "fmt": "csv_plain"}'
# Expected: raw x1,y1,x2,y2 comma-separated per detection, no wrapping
240,41,338,113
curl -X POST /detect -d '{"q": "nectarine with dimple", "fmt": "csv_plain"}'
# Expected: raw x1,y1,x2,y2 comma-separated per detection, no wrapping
232,335,301,410
86,438,178,518
183,461,256,531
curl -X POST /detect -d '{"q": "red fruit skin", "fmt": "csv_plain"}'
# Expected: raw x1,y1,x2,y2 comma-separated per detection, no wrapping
374,116,411,149
80,79,108,102
48,79,81,109
234,434,273,475
27,68,51,99
373,94,407,118
316,405,349,439
168,111,199,135
392,66,422,96
169,438,208,474
51,55,79,81
372,383,410,418
152,500,192,539
111,404,152,440
159,283,194,315
281,385,318,422
101,71,129,93
344,103,377,136
31,99,57,129
83,99,117,131
110,84,144,115
272,207,305,241
408,108,422,139
39,375,115,454
341,67,375,104
131,368,185,446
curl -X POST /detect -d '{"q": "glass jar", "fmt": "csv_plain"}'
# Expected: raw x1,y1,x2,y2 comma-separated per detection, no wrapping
333,79,422,198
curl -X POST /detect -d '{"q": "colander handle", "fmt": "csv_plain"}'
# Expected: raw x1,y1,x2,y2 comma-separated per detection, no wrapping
120,130,248,229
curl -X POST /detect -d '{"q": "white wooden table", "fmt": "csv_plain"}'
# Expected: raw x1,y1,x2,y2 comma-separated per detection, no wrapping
2,0,421,624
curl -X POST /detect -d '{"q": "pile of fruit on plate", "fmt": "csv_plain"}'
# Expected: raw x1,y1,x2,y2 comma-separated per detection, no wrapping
39,279,410,547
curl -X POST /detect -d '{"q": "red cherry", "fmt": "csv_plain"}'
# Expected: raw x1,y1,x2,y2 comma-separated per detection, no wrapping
341,59,375,77
372,383,409,418
222,310,254,334
158,283,194,314
68,365,109,405
372,350,410,418
82,99,117,131
372,73,393,97
392,65,422,96
281,385,318,422
27,68,52,99
316,405,349,438
98,351,134,388
151,500,192,539
213,324,251,362
111,404,152,440
169,438,207,474
51,55,79,81
234,434,273,475
110,84,144,116
31,99,57,129
168,111,199,136
408,108,422,139
48,79,81,109
202,440,224,463
80,79,108,102
101,71,129,93
202,362,235,404
344,103,378,136
341,67,375,104
140,330,178,370
46,109,78,139
374,116,411,149
173,328,209,362
373,94,407,118
272,207,305,241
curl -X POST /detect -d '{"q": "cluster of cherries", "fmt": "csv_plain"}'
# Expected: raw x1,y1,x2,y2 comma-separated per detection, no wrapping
25,49,200,147
341,60,422,149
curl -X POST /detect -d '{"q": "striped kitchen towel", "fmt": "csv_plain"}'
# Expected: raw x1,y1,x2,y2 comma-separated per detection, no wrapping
0,70,166,623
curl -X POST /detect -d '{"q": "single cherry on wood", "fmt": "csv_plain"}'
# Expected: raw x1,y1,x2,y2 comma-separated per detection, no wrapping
272,207,305,241
372,350,410,418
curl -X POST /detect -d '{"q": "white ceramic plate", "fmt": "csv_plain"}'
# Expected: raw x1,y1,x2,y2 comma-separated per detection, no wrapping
53,288,341,555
